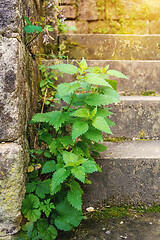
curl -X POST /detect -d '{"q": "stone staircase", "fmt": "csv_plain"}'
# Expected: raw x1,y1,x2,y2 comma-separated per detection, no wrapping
53,34,160,207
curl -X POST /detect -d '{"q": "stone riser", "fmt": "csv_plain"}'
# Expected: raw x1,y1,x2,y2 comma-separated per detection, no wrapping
83,141,160,207
59,34,160,60
109,96,160,139
43,59,160,95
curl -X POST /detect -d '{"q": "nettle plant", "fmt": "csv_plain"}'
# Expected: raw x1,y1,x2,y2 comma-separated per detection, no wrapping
20,59,127,240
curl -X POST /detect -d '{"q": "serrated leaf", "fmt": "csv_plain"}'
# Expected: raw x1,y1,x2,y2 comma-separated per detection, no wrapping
57,82,80,97
26,182,37,193
54,200,82,231
32,112,51,123
49,139,58,155
96,108,114,117
67,181,83,210
82,160,98,173
71,107,90,118
21,194,41,222
85,92,119,106
92,116,112,134
63,151,78,165
50,168,70,195
76,141,90,157
49,111,70,131
92,143,107,152
60,135,74,148
37,219,57,240
84,126,103,142
24,25,42,33
71,166,85,183
36,179,51,198
44,150,52,158
42,160,56,174
84,73,112,87
72,120,89,140
48,64,79,75
107,70,128,79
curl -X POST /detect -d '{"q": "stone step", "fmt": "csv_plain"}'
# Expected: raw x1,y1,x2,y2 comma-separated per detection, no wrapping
59,34,160,60
83,140,160,207
109,96,160,139
43,59,160,95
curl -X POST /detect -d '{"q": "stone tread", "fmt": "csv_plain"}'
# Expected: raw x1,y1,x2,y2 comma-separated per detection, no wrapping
59,34,160,60
101,140,160,159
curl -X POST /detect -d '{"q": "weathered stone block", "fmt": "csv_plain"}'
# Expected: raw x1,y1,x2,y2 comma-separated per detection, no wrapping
0,37,19,141
84,141,160,207
105,0,160,21
61,5,77,19
0,0,19,33
78,0,105,21
109,96,160,139
60,0,76,4
0,142,29,238
150,19,160,34
59,34,160,60
65,20,89,34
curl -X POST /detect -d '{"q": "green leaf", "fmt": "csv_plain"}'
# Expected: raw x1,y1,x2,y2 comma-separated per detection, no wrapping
96,108,114,117
79,58,88,70
105,118,116,126
42,160,56,174
63,151,78,165
107,70,128,79
92,116,113,134
84,126,103,142
54,200,82,231
57,82,80,97
49,111,70,131
67,181,83,210
32,112,51,123
44,150,52,158
24,25,42,33
76,141,90,157
92,143,107,152
106,79,117,90
26,182,36,193
71,107,90,118
24,17,32,25
37,219,57,240
82,160,98,173
84,73,112,87
72,120,89,140
85,92,119,106
60,136,74,149
48,64,79,75
21,194,41,222
50,168,70,195
71,166,85,183
35,179,51,198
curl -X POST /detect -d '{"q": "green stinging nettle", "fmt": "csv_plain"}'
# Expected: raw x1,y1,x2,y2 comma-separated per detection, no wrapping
20,58,128,240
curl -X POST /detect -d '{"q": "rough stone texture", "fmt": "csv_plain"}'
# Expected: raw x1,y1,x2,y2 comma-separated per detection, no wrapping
61,5,77,19
0,37,19,141
83,141,160,207
61,0,160,34
109,96,160,139
78,0,105,21
65,21,89,34
0,0,19,34
0,142,29,237
59,34,160,60
0,0,41,238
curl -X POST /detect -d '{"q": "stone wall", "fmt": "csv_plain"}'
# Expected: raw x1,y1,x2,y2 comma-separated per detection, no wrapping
59,0,160,34
0,0,42,238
